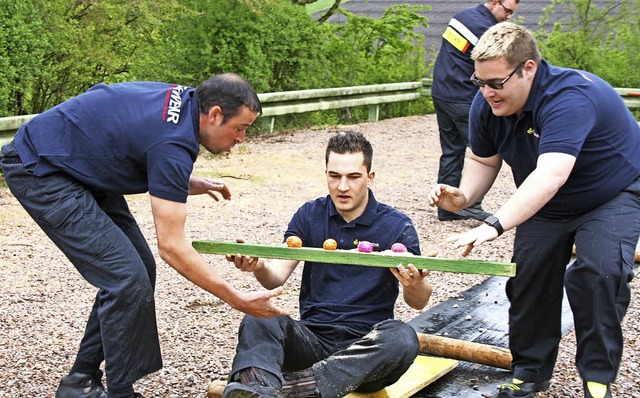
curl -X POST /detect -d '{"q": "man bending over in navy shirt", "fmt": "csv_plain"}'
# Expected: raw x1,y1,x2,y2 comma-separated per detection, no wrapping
0,73,290,398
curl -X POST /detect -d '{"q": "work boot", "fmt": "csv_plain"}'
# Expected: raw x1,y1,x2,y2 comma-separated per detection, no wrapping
283,368,320,397
492,378,551,397
584,381,612,398
455,203,492,221
55,370,107,398
222,367,282,398
437,208,469,221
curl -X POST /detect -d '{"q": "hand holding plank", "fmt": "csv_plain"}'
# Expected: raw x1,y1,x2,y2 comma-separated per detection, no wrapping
225,237,266,272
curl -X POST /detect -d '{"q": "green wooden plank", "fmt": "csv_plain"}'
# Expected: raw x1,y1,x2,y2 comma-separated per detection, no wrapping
192,241,516,277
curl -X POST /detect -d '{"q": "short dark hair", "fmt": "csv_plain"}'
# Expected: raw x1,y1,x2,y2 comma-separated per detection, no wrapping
325,131,373,172
195,73,262,121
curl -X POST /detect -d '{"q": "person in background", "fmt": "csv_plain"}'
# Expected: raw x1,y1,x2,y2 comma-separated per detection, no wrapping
429,22,640,398
431,0,518,221
222,131,433,398
0,73,290,398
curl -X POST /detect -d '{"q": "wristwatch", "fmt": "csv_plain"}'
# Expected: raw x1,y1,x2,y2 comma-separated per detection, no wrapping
483,215,504,236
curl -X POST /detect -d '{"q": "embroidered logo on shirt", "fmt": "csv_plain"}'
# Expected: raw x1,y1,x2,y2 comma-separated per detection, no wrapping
352,239,380,248
577,71,594,83
162,84,187,124
526,127,540,138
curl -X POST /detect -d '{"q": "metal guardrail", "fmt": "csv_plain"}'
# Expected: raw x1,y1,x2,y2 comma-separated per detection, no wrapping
614,88,640,109
0,80,638,143
0,114,38,146
258,81,423,132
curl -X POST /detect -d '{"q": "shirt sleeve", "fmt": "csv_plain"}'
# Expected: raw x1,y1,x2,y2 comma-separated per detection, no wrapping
537,90,597,157
146,142,194,203
469,91,498,158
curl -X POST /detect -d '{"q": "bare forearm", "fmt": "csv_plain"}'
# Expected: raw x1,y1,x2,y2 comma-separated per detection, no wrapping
253,259,297,289
159,242,243,308
494,169,566,231
403,281,433,310
458,157,501,208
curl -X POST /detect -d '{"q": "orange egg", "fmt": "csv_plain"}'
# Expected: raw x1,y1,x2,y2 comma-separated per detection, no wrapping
286,236,302,248
323,239,338,250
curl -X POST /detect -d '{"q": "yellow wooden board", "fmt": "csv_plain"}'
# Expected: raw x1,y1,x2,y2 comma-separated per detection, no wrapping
345,355,458,398
207,355,457,398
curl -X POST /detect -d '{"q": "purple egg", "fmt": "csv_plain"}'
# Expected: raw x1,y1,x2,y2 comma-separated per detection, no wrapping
357,241,374,253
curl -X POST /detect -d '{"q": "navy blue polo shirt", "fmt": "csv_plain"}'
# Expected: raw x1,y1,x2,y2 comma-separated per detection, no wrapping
469,59,640,218
432,4,498,103
284,190,421,333
12,82,201,203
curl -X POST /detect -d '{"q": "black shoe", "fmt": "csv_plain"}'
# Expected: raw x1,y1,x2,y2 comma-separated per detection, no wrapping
55,371,107,398
455,203,493,221
493,378,551,397
222,381,281,398
438,209,469,221
585,381,611,398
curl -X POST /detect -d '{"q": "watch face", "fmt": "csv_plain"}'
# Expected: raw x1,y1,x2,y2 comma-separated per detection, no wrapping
483,215,503,235
484,216,497,225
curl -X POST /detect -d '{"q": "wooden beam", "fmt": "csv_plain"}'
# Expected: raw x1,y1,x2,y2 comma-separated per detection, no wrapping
192,241,516,276
417,333,512,370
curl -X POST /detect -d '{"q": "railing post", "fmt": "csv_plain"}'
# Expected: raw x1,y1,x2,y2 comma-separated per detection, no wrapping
368,104,379,122
259,116,275,134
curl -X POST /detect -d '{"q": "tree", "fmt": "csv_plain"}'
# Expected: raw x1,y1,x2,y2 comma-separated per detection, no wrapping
0,1,48,116
143,0,327,92
290,0,344,24
536,0,640,87
0,0,182,115
320,4,430,87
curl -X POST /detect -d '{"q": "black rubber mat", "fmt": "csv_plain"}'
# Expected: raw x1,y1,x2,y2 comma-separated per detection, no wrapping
408,275,574,397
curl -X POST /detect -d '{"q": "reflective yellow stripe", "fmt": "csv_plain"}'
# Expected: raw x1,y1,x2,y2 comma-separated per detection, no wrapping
442,26,471,53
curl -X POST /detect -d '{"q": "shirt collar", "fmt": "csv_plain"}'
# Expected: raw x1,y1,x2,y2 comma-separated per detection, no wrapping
523,59,549,114
328,189,378,226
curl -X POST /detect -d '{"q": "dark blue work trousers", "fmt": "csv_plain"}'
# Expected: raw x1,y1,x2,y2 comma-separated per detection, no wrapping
433,98,471,188
229,317,419,398
1,143,162,392
508,178,640,385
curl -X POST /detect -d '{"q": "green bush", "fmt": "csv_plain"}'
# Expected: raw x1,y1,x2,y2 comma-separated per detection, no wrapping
135,0,326,93
536,0,640,88
0,0,182,115
262,4,432,131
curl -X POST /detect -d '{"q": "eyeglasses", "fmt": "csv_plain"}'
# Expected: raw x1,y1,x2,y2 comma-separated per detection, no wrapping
470,62,524,90
498,1,515,16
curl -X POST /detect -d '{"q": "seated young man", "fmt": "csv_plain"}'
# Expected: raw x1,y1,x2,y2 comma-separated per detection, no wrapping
223,131,433,398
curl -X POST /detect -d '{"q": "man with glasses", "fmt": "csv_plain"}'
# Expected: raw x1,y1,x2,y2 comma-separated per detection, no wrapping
428,22,640,398
430,0,518,221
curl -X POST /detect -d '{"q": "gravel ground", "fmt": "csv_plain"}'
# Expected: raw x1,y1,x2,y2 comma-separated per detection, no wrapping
0,114,638,397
